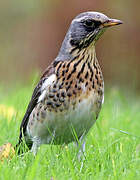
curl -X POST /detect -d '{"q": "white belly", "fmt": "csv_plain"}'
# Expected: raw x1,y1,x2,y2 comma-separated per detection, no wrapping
27,92,101,145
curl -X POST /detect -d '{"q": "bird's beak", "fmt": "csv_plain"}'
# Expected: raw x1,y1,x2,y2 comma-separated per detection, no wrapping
102,19,123,28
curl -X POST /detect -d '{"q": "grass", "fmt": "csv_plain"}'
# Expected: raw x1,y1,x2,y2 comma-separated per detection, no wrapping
0,81,140,180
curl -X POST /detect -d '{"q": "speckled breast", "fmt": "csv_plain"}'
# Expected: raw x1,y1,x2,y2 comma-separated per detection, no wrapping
27,54,104,144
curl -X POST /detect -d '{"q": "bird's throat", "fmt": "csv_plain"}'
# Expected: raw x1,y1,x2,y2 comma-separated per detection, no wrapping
71,44,96,65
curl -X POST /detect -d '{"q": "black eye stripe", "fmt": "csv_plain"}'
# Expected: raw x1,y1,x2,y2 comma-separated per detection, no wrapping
83,19,102,28
85,19,94,27
94,21,102,27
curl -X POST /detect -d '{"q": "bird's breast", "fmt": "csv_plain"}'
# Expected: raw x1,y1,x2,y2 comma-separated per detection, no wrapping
27,88,102,144
27,51,104,144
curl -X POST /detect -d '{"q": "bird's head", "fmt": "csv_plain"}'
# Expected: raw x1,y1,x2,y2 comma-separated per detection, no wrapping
69,11,123,49
57,11,123,60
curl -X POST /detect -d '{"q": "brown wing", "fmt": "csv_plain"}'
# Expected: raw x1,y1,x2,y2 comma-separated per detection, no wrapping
17,63,55,148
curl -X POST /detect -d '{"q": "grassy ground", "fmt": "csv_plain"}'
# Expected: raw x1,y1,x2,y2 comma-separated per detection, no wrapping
0,82,140,180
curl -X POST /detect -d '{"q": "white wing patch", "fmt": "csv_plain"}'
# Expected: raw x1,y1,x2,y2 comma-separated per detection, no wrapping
102,94,104,104
102,81,104,104
38,74,56,103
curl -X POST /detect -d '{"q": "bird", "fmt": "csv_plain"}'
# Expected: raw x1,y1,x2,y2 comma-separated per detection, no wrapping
16,11,122,155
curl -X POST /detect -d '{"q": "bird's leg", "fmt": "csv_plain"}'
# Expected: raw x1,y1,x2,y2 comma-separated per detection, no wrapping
76,132,86,160
78,141,86,160
31,137,41,156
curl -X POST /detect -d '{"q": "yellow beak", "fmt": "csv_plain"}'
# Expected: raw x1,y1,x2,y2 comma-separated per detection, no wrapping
103,19,123,27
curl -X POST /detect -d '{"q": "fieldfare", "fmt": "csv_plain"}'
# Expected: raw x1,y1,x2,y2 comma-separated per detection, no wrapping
16,12,122,155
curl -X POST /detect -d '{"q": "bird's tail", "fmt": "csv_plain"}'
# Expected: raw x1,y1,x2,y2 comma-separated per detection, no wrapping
15,133,33,154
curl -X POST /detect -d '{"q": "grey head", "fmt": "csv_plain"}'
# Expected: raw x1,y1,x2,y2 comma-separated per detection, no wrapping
56,11,123,61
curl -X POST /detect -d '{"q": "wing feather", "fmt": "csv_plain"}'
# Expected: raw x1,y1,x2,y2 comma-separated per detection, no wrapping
17,63,55,147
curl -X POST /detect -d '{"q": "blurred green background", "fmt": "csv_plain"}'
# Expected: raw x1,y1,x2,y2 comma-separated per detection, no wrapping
0,0,140,90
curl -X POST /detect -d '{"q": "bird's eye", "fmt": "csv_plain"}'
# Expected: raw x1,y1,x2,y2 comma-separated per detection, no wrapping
84,19,95,28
